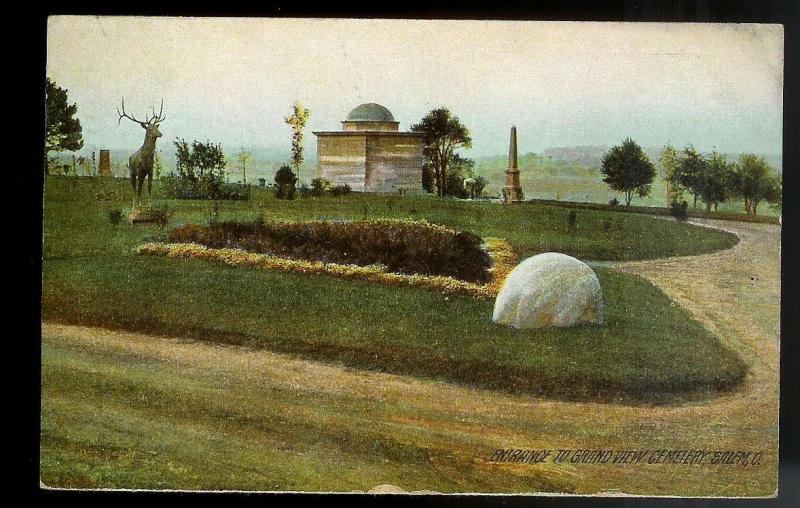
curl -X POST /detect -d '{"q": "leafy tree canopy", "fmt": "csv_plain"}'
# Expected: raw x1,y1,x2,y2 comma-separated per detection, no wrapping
729,154,781,216
698,152,733,211
45,78,84,156
600,138,656,206
284,102,310,173
671,146,707,207
411,108,472,197
174,138,226,183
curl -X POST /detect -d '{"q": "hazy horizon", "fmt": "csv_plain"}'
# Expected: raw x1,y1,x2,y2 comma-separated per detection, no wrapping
47,17,783,159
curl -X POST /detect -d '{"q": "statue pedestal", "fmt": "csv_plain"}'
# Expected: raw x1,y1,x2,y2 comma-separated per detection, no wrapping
127,205,169,225
502,186,525,204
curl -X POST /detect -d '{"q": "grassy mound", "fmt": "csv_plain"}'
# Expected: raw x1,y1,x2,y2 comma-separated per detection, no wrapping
43,255,746,403
168,219,492,283
42,177,747,403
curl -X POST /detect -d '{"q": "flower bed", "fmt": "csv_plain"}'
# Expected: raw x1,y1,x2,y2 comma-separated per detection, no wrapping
167,219,493,283
138,221,517,298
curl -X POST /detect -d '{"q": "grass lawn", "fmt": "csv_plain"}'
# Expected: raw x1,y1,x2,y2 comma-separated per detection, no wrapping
45,176,738,262
42,177,746,402
41,326,572,492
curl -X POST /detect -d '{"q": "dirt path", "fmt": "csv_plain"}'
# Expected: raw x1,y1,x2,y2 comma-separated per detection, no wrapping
41,219,780,496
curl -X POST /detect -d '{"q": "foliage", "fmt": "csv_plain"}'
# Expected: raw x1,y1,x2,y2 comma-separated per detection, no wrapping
274,164,297,200
473,176,489,197
45,78,83,173
107,209,124,226
164,139,249,200
330,184,352,197
167,219,493,283
411,108,472,197
147,203,174,227
670,200,689,222
659,144,682,204
153,151,164,179
442,154,477,197
173,138,226,183
567,210,577,231
600,138,656,206
161,174,251,201
139,236,514,299
284,102,310,179
310,177,332,197
698,152,733,211
671,146,707,208
729,154,782,216
235,147,252,184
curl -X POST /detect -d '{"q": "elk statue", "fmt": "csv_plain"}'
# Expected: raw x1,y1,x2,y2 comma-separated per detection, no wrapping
117,98,166,209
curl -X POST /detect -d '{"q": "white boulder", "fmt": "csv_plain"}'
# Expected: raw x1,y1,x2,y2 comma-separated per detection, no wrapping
492,252,604,329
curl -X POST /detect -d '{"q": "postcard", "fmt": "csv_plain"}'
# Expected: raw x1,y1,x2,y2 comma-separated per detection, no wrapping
43,17,782,496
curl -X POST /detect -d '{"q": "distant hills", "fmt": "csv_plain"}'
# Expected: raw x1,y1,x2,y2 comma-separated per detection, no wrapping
52,143,781,186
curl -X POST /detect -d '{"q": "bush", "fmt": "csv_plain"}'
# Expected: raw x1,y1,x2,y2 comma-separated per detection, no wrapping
670,200,689,222
162,173,251,201
567,210,577,231
107,208,124,226
274,165,297,200
310,177,332,197
168,220,492,283
330,184,352,197
609,198,619,206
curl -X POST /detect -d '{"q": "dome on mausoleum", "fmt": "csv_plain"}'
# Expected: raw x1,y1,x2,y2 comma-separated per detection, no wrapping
346,103,395,122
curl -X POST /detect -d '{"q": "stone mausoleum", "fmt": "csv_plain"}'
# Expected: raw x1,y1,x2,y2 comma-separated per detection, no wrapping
313,103,424,193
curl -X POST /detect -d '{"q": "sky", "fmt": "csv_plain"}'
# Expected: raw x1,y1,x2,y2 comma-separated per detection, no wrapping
47,17,783,158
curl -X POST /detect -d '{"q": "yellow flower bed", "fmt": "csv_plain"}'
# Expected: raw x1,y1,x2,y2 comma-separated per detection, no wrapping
137,236,517,299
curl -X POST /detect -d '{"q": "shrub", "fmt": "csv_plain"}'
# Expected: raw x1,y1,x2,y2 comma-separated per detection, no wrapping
274,165,297,200
670,200,689,222
162,173,251,201
258,178,266,187
609,198,619,206
107,208,124,226
130,203,173,226
567,210,577,231
330,184,352,197
168,219,493,283
310,177,332,197
162,139,249,201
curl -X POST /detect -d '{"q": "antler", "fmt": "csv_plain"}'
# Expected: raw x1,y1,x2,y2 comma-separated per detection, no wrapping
117,97,166,126
150,98,166,125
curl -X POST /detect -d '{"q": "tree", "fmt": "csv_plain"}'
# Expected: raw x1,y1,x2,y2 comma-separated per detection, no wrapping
600,138,656,206
698,152,733,211
274,164,297,200
443,153,476,197
659,144,682,205
729,154,781,216
235,147,252,184
174,139,226,183
672,146,706,208
45,78,84,173
284,102,309,182
411,108,472,197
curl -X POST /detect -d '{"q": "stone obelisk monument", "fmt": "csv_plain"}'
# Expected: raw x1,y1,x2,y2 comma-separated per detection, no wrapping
502,126,524,204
